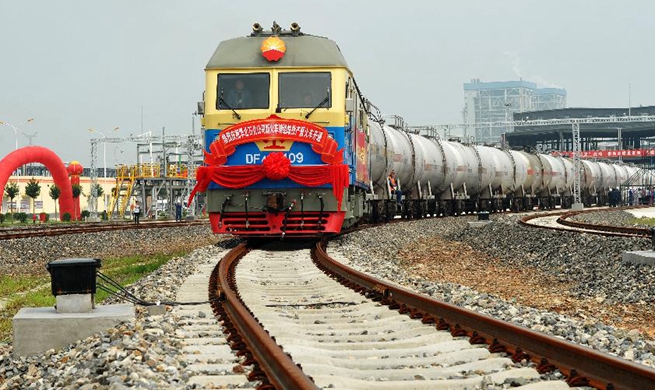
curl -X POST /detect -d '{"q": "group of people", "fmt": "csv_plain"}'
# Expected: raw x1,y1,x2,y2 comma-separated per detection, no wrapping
131,201,185,223
635,187,654,206
595,187,655,207
608,188,622,207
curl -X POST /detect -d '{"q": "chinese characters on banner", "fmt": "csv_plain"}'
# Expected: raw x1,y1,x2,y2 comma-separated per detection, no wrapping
555,149,655,158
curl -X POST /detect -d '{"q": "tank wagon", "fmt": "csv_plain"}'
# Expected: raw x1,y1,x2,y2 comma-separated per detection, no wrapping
189,23,641,238
367,121,641,221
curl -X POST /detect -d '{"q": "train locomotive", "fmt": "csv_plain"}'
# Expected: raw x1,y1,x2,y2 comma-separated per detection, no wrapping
189,23,641,238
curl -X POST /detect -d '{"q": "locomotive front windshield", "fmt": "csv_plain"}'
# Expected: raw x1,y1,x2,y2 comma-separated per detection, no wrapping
278,72,331,109
217,73,270,110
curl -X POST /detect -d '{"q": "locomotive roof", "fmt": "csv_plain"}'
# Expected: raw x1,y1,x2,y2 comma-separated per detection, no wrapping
206,34,349,70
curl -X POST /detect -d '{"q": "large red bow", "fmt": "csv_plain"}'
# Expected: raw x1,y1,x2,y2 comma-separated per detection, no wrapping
188,153,349,210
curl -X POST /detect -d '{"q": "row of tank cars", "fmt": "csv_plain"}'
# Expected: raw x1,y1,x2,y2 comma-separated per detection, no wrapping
366,120,649,220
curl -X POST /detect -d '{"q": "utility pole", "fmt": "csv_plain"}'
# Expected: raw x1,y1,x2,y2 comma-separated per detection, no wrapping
22,131,38,145
571,122,583,210
22,131,38,175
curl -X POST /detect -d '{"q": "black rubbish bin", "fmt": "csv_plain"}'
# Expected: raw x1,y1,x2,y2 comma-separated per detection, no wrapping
46,258,101,296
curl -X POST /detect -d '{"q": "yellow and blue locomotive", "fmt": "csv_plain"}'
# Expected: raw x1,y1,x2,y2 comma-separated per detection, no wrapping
191,22,370,237
190,23,643,238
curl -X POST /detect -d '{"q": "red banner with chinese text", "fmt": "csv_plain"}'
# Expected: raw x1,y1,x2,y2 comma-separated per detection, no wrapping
554,149,655,158
204,115,343,166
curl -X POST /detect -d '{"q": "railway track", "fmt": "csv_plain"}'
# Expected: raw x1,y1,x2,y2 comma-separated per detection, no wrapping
0,219,208,240
207,240,655,389
520,208,652,238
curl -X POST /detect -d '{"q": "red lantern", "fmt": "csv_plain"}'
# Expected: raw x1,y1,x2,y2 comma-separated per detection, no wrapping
67,161,84,176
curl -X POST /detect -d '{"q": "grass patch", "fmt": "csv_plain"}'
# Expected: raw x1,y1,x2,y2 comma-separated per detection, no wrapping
94,253,175,301
0,275,48,296
0,251,186,343
627,217,655,226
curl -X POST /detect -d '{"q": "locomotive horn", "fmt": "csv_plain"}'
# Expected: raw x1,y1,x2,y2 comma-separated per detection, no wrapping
290,22,301,35
252,23,263,35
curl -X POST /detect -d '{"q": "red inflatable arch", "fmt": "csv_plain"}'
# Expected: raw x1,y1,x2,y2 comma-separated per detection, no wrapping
0,146,74,220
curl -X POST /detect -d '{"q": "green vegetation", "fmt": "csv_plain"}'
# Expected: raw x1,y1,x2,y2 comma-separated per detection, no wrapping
0,275,47,296
0,251,185,342
628,217,655,226
24,177,41,214
49,184,61,220
4,182,19,213
92,183,104,198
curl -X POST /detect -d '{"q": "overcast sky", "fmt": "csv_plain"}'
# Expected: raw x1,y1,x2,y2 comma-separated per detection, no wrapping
1,0,654,167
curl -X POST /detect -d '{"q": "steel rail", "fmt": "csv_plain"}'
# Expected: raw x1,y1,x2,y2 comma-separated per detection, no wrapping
520,210,651,238
0,220,208,240
212,243,318,390
556,211,651,237
314,240,655,390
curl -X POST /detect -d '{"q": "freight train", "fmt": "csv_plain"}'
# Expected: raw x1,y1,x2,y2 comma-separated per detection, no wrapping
189,23,642,237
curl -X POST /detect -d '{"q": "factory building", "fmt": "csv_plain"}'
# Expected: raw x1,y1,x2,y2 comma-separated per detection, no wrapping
463,79,566,144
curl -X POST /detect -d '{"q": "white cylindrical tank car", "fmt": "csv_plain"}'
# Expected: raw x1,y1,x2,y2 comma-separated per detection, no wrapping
367,121,638,214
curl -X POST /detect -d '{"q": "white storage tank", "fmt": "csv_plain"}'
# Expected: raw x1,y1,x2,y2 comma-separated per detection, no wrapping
368,121,388,192
581,160,602,192
408,134,445,196
475,146,514,195
441,142,479,197
598,162,618,189
507,151,531,193
559,157,574,190
614,164,629,186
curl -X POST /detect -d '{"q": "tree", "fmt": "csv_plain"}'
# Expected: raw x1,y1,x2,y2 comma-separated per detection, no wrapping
49,184,61,220
72,184,84,220
92,183,104,211
92,183,104,198
4,182,19,214
25,177,41,215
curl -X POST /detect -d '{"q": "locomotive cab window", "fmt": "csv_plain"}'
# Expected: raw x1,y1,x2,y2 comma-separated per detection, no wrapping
278,72,331,109
216,73,270,110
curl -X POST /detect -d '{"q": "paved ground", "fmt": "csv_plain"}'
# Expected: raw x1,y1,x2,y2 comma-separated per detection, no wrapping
627,207,655,218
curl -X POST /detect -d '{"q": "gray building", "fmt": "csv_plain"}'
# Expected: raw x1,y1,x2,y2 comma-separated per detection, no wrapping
507,106,655,156
463,79,566,144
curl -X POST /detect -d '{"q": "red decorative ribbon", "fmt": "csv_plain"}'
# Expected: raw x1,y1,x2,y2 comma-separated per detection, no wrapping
188,152,349,210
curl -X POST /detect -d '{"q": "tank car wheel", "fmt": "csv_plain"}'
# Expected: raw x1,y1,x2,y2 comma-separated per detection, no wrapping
427,199,436,217
386,201,396,221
